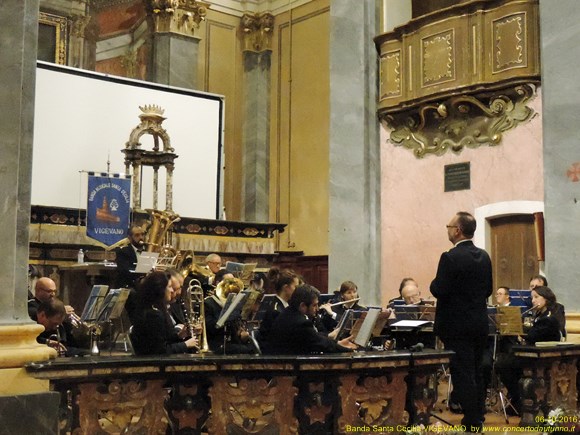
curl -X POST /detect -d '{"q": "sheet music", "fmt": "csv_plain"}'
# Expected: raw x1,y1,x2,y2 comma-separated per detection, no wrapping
80,285,109,322
216,291,250,328
133,252,159,273
354,308,381,347
390,320,432,328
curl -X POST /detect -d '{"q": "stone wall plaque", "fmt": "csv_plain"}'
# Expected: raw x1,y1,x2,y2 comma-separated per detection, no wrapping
444,162,470,192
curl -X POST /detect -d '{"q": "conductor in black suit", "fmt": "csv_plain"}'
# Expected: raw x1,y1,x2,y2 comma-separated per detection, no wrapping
430,212,492,432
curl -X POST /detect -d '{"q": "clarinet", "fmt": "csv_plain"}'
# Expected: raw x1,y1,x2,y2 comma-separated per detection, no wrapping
179,297,195,338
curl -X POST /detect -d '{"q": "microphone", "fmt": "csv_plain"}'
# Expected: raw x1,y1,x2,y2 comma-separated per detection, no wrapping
408,342,424,352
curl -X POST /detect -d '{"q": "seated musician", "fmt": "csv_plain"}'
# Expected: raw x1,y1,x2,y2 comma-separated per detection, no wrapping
36,298,88,357
256,268,299,347
204,277,256,355
525,285,565,343
319,280,366,331
263,284,357,355
495,286,511,306
387,277,417,306
167,268,187,329
496,285,566,414
401,282,423,305
130,271,198,355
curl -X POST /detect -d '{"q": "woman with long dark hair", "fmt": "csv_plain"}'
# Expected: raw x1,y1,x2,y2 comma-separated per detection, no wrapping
526,285,565,344
130,271,198,355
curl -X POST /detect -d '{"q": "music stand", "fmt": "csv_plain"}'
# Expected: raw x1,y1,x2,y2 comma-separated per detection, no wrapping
225,261,257,286
508,289,532,308
96,288,131,352
487,306,521,422
350,309,390,348
252,294,276,322
80,285,109,323
393,305,420,321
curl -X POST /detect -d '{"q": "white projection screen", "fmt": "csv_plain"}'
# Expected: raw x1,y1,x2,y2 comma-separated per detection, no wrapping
32,62,224,219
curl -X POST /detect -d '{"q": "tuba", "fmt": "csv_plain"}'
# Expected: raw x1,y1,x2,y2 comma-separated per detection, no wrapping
183,278,209,352
145,209,180,253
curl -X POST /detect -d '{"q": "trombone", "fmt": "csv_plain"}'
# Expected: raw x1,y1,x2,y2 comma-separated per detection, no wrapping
184,278,209,353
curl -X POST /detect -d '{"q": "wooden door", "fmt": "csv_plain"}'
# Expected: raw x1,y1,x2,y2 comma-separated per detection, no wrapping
489,214,539,295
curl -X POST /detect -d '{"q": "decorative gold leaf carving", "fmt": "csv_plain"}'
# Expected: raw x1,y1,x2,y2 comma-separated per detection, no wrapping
494,13,526,72
422,30,454,86
338,373,407,430
146,0,208,37
550,361,577,409
241,13,274,52
73,380,169,434
383,84,537,158
208,376,298,434
381,50,401,99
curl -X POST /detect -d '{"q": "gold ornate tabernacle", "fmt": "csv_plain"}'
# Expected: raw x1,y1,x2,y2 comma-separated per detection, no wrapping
123,105,178,211
375,0,540,157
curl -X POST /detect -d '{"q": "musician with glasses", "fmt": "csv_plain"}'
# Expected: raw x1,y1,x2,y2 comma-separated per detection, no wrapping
495,286,511,307
28,277,77,332
430,212,492,432
130,271,199,355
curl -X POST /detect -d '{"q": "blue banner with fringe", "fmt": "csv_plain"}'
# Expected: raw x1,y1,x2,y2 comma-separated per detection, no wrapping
86,174,131,246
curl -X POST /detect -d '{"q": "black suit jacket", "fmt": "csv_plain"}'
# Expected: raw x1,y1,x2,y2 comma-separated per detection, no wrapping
263,306,353,355
430,240,492,339
115,244,138,288
130,307,188,355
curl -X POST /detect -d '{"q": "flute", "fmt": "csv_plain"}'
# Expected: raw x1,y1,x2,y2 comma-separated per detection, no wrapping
325,298,360,307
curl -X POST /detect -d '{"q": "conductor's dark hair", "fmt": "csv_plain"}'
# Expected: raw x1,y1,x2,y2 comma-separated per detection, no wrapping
456,212,476,237
289,284,320,310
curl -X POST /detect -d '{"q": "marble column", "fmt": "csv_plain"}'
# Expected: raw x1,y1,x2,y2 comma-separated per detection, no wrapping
329,1,382,305
145,0,205,89
149,33,200,89
240,13,273,223
0,0,59,432
242,52,271,222
540,0,580,311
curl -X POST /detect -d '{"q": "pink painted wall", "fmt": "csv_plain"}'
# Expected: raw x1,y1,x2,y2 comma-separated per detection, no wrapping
379,93,543,304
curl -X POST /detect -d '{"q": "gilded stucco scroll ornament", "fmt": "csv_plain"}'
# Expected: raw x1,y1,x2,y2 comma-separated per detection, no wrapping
241,13,274,52
146,0,208,36
384,84,537,158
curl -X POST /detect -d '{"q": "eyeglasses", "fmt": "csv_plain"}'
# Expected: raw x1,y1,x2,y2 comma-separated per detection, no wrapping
39,288,57,294
446,225,458,229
